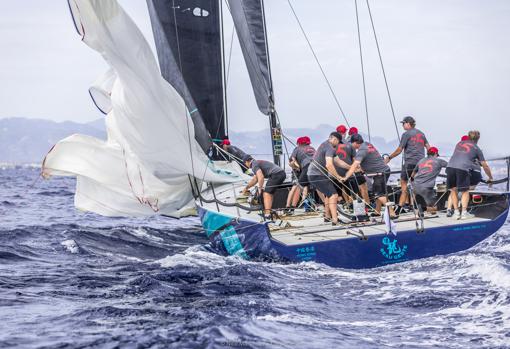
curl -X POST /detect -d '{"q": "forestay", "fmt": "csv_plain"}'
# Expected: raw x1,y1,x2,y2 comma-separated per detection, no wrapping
42,0,243,217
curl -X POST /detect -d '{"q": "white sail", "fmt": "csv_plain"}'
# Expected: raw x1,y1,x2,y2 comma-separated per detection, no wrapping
42,0,243,217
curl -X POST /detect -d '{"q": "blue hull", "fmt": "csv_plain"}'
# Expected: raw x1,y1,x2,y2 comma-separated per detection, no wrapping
197,199,509,269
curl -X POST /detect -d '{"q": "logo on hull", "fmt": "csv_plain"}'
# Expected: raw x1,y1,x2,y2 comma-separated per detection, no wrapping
380,236,408,260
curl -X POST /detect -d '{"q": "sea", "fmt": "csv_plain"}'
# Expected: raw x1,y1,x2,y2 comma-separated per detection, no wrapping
1,165,509,349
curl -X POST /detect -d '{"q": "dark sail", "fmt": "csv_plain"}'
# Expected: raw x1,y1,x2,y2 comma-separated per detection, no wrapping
227,0,273,115
147,0,227,149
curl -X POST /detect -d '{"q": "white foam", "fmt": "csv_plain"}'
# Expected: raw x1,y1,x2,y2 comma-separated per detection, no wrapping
129,227,164,243
155,246,247,269
61,239,79,254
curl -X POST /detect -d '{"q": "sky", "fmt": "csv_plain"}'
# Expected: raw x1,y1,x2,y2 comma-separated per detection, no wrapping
1,0,509,154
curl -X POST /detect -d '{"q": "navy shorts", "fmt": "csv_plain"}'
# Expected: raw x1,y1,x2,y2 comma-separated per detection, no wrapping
446,167,470,191
372,171,390,197
470,170,482,187
309,175,337,197
265,171,286,194
414,186,436,207
401,163,417,180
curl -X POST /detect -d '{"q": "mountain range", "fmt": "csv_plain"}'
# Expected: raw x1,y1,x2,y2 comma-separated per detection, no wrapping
1,117,455,164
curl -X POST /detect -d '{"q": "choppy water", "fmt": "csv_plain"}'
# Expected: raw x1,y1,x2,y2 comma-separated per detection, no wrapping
1,166,509,348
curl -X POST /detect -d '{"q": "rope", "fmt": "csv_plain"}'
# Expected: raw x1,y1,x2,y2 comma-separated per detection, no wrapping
365,0,399,142
286,0,350,127
354,0,371,143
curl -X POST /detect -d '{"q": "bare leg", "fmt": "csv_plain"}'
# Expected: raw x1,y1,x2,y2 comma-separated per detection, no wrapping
286,185,297,207
399,179,408,206
323,195,331,219
449,188,459,212
446,195,452,210
263,192,273,215
329,193,339,223
359,183,370,205
301,186,309,203
460,191,470,213
427,206,437,214
291,186,301,207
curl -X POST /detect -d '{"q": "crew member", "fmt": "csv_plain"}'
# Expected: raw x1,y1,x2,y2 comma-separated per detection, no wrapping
385,116,430,214
221,139,249,171
336,125,348,142
334,139,370,205
346,126,358,143
411,147,447,215
307,132,344,225
243,156,286,219
446,130,493,220
287,136,316,210
341,134,394,216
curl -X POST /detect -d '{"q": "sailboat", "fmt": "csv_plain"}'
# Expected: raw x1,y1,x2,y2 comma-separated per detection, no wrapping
42,0,509,269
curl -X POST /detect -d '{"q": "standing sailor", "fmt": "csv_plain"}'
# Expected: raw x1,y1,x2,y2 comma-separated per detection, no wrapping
342,134,394,216
288,136,316,209
446,130,493,220
307,132,344,225
410,147,447,215
243,156,286,219
385,116,430,214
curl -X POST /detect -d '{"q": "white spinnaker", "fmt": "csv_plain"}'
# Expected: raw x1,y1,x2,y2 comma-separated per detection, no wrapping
43,0,243,217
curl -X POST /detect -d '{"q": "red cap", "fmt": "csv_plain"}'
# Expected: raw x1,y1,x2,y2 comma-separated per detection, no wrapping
296,137,304,145
348,127,358,135
221,139,230,145
461,135,469,141
428,146,439,155
303,136,311,145
336,125,347,134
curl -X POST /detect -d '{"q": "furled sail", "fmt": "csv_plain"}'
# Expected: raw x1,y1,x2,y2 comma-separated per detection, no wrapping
43,0,243,217
147,0,227,144
227,0,273,115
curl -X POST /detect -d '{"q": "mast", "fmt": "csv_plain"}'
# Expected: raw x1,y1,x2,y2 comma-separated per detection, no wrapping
260,0,281,166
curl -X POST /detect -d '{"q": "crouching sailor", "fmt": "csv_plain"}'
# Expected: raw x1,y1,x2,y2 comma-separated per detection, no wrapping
221,139,250,172
410,147,447,215
242,156,286,219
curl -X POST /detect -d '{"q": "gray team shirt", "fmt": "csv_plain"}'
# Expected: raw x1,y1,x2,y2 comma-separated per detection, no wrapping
251,160,284,178
334,143,354,176
399,128,428,164
354,143,390,174
308,140,336,177
290,145,316,168
413,156,448,188
447,141,485,171
226,145,247,161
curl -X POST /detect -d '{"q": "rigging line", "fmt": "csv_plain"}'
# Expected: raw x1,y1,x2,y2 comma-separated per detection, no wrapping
286,0,350,127
354,0,371,143
365,0,400,141
172,0,196,178
212,3,236,150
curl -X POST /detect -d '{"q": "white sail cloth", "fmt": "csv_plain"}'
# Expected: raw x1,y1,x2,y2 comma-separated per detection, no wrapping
42,0,243,217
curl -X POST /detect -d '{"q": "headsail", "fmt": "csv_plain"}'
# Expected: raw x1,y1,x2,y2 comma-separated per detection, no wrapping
147,0,227,145
227,0,273,115
43,0,243,218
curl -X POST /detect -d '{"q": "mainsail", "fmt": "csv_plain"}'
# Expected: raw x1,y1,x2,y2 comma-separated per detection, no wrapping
43,0,242,217
227,0,273,115
147,0,227,146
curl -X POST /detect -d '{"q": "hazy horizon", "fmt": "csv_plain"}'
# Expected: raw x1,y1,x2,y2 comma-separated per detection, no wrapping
1,0,509,153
